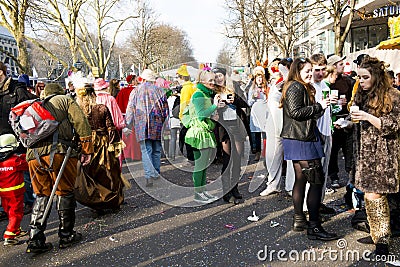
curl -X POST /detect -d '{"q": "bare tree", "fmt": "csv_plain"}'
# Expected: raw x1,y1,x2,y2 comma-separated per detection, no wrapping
128,1,195,72
27,0,137,78
315,0,356,56
216,45,233,67
0,0,31,74
224,0,317,61
76,0,138,77
224,0,270,66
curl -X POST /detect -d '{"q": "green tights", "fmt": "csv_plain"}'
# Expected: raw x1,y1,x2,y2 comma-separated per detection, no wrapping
193,148,214,193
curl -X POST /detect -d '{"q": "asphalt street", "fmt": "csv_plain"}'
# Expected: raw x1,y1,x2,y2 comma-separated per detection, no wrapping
0,149,399,267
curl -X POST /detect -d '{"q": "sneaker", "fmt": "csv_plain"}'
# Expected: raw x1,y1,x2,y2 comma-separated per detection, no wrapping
145,179,153,187
331,179,340,188
3,238,18,246
203,191,218,201
15,228,28,238
260,187,280,196
59,232,82,249
26,240,53,254
287,190,293,197
193,192,211,204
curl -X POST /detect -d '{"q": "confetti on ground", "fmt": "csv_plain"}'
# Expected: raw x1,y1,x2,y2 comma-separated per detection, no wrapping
109,236,118,242
247,211,259,222
270,221,280,228
224,224,236,230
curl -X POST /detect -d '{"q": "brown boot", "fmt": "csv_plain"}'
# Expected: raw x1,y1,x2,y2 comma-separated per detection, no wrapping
365,196,391,245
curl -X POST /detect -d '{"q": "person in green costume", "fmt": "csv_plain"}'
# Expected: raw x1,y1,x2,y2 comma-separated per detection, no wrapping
185,70,224,204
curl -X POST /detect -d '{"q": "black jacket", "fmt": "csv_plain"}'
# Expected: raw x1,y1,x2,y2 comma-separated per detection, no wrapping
281,81,324,141
0,78,36,135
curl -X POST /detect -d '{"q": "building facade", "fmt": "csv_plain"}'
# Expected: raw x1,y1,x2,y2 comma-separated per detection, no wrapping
294,0,400,71
0,26,18,77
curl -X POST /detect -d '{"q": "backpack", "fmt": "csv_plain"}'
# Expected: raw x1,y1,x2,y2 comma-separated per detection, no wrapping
9,95,59,148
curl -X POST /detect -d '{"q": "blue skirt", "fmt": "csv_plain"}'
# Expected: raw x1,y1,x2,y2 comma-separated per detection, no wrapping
282,135,324,161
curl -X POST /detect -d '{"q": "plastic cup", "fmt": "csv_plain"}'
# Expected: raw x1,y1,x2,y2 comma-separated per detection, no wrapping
331,90,338,97
350,105,359,123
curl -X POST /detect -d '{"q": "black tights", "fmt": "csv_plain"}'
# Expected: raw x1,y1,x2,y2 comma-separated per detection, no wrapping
292,159,324,222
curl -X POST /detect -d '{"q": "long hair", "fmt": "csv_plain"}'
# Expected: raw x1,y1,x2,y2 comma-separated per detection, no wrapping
76,84,97,117
214,75,235,96
252,72,269,100
354,57,393,117
108,79,120,97
280,58,315,107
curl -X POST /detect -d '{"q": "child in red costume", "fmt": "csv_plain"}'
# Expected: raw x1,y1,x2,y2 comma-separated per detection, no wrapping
0,134,28,246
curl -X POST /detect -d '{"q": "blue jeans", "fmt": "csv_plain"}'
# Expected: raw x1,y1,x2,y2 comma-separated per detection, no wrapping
139,140,161,179
24,170,35,205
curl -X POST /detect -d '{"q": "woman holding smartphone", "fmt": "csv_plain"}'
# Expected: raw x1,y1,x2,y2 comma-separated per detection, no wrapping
280,58,338,241
213,67,248,204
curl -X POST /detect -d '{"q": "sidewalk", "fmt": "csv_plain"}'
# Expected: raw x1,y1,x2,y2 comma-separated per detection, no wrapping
0,154,398,266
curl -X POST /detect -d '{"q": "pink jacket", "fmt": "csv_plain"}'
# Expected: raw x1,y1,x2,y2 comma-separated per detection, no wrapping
96,92,125,130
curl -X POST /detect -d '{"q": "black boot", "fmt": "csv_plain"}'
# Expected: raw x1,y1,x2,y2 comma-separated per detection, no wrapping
292,214,308,232
231,184,242,199
307,221,339,241
26,196,53,254
375,243,389,256
57,194,82,249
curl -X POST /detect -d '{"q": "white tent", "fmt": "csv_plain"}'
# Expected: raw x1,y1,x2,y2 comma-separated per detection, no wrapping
159,66,199,79
346,47,400,74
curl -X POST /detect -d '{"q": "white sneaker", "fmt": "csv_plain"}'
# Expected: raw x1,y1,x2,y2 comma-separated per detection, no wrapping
203,191,218,202
194,192,211,203
260,188,280,196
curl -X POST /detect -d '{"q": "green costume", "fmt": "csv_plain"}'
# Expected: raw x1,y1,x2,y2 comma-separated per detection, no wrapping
185,83,217,192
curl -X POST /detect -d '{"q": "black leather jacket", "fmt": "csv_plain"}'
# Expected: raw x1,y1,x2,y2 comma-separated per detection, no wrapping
280,81,324,141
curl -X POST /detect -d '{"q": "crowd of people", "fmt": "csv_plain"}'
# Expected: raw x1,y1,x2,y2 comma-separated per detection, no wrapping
0,52,399,259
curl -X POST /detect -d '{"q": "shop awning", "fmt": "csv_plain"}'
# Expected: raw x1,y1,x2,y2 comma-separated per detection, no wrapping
376,36,400,50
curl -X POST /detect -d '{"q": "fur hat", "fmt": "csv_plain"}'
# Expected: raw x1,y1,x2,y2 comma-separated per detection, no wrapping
140,69,156,82
253,66,265,76
176,64,189,77
43,83,65,97
93,78,109,91
0,134,19,153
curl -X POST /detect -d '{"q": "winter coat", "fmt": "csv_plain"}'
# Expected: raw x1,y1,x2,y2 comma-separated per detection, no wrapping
354,88,400,194
26,85,93,161
281,81,324,141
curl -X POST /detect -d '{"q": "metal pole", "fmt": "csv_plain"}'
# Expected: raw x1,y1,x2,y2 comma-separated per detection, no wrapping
41,146,73,226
